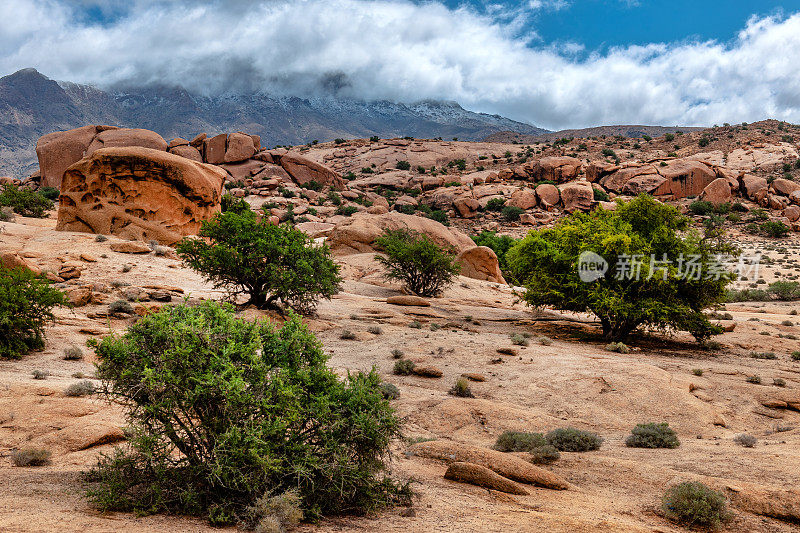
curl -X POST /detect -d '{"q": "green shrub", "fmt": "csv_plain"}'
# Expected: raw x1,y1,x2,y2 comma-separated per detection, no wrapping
448,377,474,398
335,205,358,217
507,195,736,342
769,281,800,300
0,185,53,218
493,431,547,452
375,229,459,297
625,423,680,448
379,383,400,400
529,445,560,464
221,193,250,214
501,205,524,221
485,198,506,211
661,481,730,529
698,135,711,147
11,447,51,467
108,300,134,315
746,375,762,384
593,188,610,202
32,369,49,380
38,187,60,201
393,359,415,375
0,266,65,359
63,346,84,361
688,200,714,216
761,221,790,238
395,160,411,171
176,207,341,314
426,209,450,226
546,428,602,452
247,490,303,533
510,333,529,346
87,302,407,524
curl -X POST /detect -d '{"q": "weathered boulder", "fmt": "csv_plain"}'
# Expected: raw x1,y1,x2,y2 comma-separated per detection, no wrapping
623,174,668,195
0,252,41,275
275,152,344,189
57,147,226,245
224,132,257,163
204,134,227,165
86,128,168,157
699,178,732,206
110,241,152,254
386,295,430,306
601,165,658,193
535,183,560,207
453,197,480,218
586,161,620,183
168,144,203,163
329,212,475,255
651,160,717,198
559,181,594,212
408,440,570,490
741,174,768,200
506,188,537,210
771,178,800,197
35,125,114,189
784,205,800,222
457,246,506,284
526,157,582,183
444,462,529,495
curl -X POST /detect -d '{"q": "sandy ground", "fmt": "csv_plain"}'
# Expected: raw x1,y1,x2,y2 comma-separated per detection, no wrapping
2,214,800,532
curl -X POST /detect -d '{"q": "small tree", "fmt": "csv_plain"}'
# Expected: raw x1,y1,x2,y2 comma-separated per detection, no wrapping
507,195,736,341
87,301,408,525
0,267,66,358
375,229,460,297
176,207,341,314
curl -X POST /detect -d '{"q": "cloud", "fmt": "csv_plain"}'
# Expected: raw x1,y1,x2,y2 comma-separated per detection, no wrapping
1,0,800,129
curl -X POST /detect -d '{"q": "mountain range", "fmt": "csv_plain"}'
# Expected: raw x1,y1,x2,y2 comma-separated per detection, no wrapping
0,68,548,178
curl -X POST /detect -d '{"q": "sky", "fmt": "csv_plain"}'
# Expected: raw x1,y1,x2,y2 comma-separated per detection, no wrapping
2,0,800,130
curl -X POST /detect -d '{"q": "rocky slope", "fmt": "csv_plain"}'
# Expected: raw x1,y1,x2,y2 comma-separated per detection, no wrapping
0,68,547,178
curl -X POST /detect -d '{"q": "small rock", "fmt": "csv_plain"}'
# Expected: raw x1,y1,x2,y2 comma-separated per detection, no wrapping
110,241,152,254
496,347,518,356
461,373,486,382
413,366,443,378
79,252,98,262
444,462,529,495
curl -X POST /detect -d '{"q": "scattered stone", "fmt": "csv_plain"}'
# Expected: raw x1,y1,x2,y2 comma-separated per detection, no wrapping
496,347,518,356
110,241,152,254
412,365,443,378
387,295,431,307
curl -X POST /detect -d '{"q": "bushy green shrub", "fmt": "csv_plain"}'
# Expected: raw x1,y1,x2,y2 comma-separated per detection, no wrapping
501,205,524,221
0,185,53,218
493,431,547,452
761,220,790,238
395,160,411,171
38,186,60,201
507,195,736,342
86,302,407,524
65,380,95,397
0,266,65,359
661,482,729,529
335,205,358,217
688,200,714,216
375,229,459,297
485,198,506,212
448,377,474,398
393,359,415,375
176,206,341,314
546,428,602,452
625,423,680,448
529,445,560,464
593,188,610,202
220,193,250,214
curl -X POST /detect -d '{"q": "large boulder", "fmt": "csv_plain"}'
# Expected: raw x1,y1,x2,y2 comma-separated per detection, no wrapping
506,188,537,210
57,147,226,245
274,152,344,190
535,183,560,207
85,128,168,157
456,246,506,284
699,178,732,206
585,161,620,183
771,178,800,197
35,125,116,189
651,160,718,198
169,144,203,163
224,132,257,163
204,134,227,165
559,181,594,212
741,174,768,200
601,165,658,193
328,212,475,255
526,157,582,183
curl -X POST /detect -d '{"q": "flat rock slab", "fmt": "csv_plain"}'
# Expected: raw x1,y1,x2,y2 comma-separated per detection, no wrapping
110,241,152,254
387,295,431,307
444,462,528,495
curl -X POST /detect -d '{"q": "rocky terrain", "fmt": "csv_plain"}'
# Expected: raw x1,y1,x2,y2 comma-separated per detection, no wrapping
2,118,800,532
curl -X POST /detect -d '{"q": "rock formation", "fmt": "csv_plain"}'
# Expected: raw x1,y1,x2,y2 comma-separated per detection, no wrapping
56,147,226,244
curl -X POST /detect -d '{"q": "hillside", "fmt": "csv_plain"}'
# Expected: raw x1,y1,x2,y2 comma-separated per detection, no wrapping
485,124,706,143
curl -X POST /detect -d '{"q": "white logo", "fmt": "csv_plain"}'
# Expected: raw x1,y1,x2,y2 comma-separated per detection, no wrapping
578,251,608,282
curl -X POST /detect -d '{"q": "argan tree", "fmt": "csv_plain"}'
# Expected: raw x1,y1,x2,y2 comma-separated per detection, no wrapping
375,229,460,297
176,206,341,314
87,301,408,525
507,195,737,341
